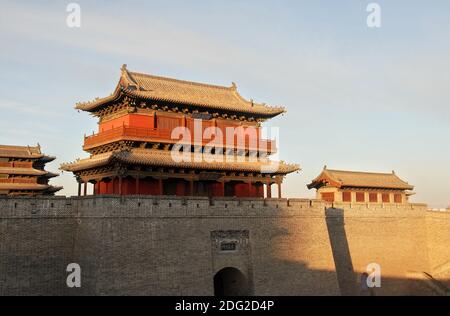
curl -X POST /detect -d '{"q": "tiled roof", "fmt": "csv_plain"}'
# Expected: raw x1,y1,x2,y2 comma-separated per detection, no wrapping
0,144,40,158
42,171,59,178
61,152,112,172
0,167,48,176
0,144,56,161
0,183,62,191
75,65,285,117
307,168,414,190
60,149,299,175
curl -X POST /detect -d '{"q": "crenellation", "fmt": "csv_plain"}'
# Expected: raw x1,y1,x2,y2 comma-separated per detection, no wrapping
0,196,432,218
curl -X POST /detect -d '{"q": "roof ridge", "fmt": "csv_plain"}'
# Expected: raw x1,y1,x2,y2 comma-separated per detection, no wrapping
128,70,284,110
128,70,235,91
327,169,396,176
230,89,263,107
0,144,40,150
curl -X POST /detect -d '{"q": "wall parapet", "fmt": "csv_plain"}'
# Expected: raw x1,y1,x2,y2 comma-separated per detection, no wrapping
331,201,428,212
0,195,429,219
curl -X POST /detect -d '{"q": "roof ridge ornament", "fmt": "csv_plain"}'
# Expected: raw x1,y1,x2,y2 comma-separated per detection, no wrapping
121,64,140,91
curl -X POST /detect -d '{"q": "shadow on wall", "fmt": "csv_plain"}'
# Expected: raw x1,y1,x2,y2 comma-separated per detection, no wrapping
324,207,449,296
325,208,357,296
261,207,449,296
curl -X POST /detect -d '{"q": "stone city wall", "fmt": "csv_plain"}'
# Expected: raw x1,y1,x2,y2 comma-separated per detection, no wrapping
0,196,448,295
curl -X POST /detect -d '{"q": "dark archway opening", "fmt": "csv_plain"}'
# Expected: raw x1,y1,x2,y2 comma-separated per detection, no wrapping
213,267,249,296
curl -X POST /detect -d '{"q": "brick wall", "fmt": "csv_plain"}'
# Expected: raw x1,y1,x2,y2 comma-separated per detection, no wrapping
0,196,448,295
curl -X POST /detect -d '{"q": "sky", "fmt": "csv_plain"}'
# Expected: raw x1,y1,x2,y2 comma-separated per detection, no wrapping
0,0,449,207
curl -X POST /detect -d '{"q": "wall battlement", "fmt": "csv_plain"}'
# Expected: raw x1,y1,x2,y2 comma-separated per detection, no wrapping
0,196,448,296
0,195,429,218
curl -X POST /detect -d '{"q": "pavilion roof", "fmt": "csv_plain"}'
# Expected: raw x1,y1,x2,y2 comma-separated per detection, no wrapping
0,144,55,161
307,168,414,190
75,65,285,118
60,149,299,175
0,183,62,192
0,167,56,176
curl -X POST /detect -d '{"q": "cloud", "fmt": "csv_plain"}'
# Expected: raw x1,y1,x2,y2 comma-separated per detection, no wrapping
0,1,242,69
2,0,449,122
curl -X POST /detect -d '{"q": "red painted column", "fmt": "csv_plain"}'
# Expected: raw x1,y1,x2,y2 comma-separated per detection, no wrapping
158,178,163,195
175,180,185,196
135,176,140,195
83,182,87,196
220,181,225,197
257,183,263,197
266,182,271,198
278,182,282,198
78,182,81,197
189,180,194,196
107,180,112,194
118,177,122,195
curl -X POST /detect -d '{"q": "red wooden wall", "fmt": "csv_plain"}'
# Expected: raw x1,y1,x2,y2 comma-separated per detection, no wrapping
94,178,264,197
99,114,155,132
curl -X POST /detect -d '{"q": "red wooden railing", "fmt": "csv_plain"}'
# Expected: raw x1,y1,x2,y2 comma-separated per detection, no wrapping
13,162,32,168
0,178,36,184
83,126,277,152
0,162,33,168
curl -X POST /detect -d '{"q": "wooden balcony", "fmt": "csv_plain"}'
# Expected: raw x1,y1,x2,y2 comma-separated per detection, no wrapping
83,126,277,153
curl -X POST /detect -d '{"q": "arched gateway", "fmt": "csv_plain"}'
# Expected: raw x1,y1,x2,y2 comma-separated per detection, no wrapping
213,267,250,296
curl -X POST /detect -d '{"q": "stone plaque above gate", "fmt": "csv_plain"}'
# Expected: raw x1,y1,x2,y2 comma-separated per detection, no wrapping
211,230,249,254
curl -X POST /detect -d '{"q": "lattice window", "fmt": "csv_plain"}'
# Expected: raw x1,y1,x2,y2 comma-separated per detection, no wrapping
394,194,402,203
342,191,352,202
356,192,365,202
369,193,378,203
321,192,335,202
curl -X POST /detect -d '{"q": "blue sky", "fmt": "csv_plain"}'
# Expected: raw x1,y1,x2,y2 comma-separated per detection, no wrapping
0,0,449,207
